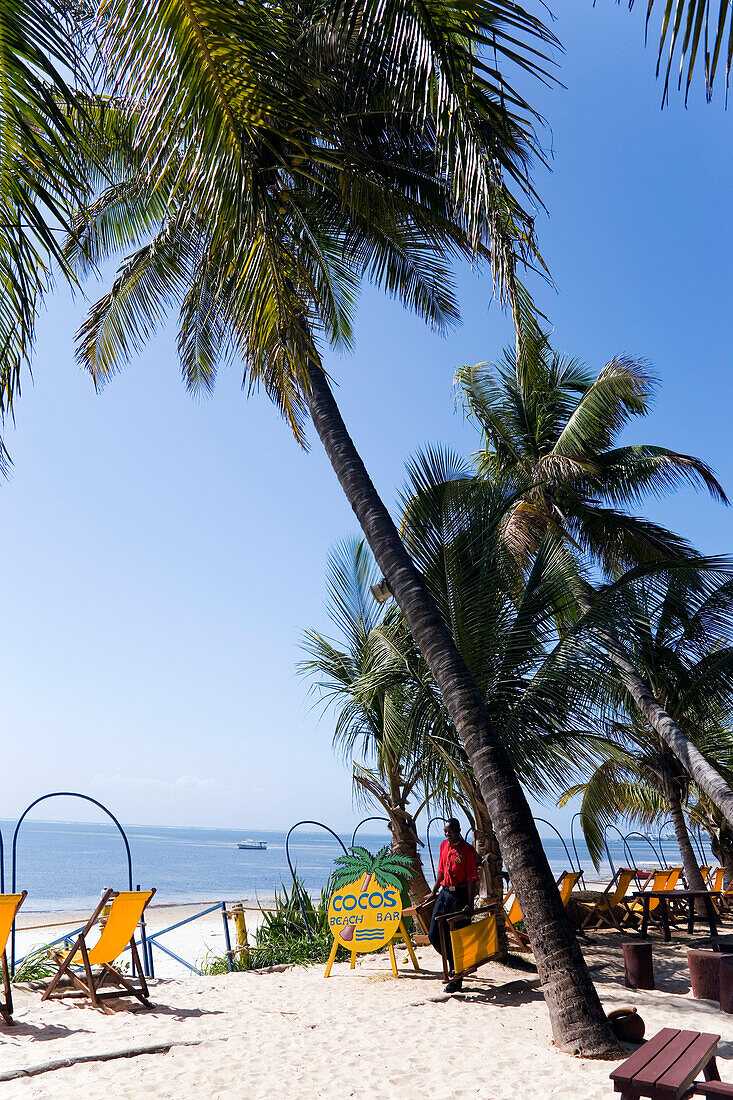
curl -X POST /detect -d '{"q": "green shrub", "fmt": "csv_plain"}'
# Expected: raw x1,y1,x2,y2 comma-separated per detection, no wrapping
12,945,57,985
201,876,347,974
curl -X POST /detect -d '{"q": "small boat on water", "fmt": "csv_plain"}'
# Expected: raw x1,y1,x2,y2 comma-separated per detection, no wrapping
237,839,267,850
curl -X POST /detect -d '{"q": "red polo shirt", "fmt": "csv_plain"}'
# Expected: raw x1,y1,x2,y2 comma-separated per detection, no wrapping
438,839,478,887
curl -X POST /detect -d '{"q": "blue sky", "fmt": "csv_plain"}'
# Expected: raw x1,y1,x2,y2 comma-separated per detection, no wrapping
1,4,731,835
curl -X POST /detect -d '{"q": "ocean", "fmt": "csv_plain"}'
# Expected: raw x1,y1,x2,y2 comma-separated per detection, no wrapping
0,818,712,912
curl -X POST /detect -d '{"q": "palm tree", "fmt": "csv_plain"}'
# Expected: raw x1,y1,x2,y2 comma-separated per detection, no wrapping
626,1,733,104
456,332,733,830
0,2,93,467
396,447,611,950
64,1,619,1054
562,559,733,893
300,537,432,905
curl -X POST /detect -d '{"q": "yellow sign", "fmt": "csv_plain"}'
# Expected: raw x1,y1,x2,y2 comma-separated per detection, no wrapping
327,875,403,953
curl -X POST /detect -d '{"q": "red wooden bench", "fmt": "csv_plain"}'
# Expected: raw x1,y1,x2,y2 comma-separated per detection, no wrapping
610,1028,724,1099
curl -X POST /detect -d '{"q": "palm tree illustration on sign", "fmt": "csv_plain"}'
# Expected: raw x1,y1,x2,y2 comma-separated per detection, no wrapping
331,846,413,944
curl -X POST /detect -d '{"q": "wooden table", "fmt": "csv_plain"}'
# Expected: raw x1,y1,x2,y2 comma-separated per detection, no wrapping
610,1027,721,1099
634,890,720,942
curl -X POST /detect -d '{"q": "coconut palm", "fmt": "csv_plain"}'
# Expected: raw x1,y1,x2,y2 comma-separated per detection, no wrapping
396,446,612,949
562,559,733,892
0,2,94,468
456,331,733,830
65,0,617,1053
626,0,733,104
300,537,432,905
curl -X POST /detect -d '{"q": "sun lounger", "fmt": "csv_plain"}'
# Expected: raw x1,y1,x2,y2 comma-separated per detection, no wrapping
504,870,581,948
0,892,27,1024
578,867,637,931
42,888,155,1012
627,868,680,920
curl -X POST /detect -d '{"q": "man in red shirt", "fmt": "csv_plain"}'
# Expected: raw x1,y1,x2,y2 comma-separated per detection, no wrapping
426,818,478,992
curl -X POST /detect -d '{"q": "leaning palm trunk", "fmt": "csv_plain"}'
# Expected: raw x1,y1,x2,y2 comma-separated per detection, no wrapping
305,359,617,1056
667,784,706,892
605,642,733,830
472,796,509,957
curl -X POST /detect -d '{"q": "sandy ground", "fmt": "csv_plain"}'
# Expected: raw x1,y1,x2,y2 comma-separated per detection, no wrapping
4,925,733,1099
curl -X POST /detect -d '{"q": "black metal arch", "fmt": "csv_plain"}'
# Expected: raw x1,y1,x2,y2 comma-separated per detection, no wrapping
624,830,664,873
693,825,710,866
657,818,676,868
534,817,579,877
570,812,624,887
350,816,390,848
425,815,448,879
285,820,348,941
11,792,134,972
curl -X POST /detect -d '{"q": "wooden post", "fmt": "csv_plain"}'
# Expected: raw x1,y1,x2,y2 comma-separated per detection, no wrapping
231,904,250,968
687,948,722,1000
622,940,655,990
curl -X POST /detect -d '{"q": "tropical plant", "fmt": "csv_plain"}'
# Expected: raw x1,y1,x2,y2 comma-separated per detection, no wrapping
561,559,733,892
301,538,432,905
11,944,58,984
0,2,96,469
627,0,733,103
201,877,343,972
456,331,733,830
66,0,616,1054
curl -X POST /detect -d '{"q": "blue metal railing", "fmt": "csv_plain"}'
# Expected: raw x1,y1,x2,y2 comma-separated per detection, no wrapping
144,902,233,977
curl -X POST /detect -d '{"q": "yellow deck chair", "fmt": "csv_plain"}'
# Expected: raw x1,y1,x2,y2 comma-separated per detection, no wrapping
43,888,155,1012
709,868,724,892
504,870,581,948
578,868,637,930
0,892,27,1025
626,868,677,919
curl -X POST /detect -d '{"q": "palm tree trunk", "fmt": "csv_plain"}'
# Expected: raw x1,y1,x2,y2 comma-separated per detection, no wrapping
387,806,432,906
605,643,733,829
304,359,618,1056
472,794,508,957
668,783,706,891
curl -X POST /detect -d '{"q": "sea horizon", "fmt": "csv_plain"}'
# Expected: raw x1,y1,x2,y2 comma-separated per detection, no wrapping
0,817,710,913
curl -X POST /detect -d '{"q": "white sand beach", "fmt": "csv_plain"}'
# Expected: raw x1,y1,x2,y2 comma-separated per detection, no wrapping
4,931,733,1099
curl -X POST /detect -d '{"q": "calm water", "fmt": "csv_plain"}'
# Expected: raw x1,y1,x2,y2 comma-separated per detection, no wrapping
0,819,712,911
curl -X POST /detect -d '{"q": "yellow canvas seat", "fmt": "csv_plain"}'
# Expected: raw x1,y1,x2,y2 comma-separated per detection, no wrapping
709,868,724,892
627,868,677,916
43,888,155,1012
577,868,637,930
0,893,27,1025
504,870,581,949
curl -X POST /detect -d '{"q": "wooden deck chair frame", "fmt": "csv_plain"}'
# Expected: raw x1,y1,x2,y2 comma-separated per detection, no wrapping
42,888,155,1013
434,903,502,982
579,868,637,931
403,896,436,945
503,871,582,950
1,892,27,1025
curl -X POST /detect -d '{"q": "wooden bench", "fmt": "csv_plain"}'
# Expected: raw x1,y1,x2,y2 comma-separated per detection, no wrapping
610,1027,722,1099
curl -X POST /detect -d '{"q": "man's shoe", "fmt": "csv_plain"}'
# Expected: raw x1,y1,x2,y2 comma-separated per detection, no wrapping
444,977,463,993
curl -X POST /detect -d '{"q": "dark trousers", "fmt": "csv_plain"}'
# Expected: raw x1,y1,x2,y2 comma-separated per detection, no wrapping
428,886,470,973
